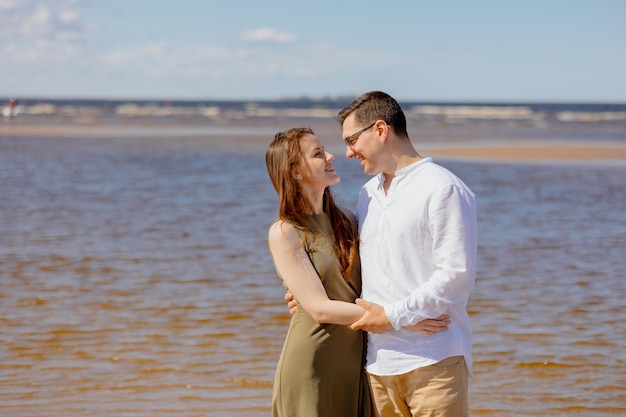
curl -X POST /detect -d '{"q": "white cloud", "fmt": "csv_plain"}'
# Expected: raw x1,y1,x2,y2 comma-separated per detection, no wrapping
96,39,344,81
59,9,79,23
2,3,391,98
0,0,22,11
145,40,169,57
103,52,123,64
0,0,91,40
20,6,53,36
241,28,296,43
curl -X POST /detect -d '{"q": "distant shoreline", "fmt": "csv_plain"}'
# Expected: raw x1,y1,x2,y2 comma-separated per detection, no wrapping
421,143,626,161
2,120,626,162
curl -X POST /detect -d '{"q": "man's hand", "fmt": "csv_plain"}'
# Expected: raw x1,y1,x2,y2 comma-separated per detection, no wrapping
350,298,451,335
406,315,450,334
349,299,393,333
285,291,297,315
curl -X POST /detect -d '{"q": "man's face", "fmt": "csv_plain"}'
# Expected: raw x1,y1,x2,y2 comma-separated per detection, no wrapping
341,113,380,175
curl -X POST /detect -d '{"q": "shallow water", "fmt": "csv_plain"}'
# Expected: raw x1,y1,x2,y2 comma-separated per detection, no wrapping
1,133,625,416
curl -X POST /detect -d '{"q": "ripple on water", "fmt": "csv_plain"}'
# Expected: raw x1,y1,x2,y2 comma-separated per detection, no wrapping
1,138,625,416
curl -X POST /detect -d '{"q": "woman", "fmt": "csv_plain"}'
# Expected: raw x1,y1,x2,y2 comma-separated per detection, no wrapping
266,127,370,417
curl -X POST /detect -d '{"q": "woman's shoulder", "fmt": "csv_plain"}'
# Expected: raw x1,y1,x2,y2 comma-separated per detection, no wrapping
268,219,302,247
269,218,295,234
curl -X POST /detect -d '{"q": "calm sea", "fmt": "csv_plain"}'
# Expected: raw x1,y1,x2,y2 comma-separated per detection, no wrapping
1,101,625,416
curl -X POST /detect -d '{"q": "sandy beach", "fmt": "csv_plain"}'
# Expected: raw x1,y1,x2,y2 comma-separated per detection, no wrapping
2,119,626,162
421,142,626,161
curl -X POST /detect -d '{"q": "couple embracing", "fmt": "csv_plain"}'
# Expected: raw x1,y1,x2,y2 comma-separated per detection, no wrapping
266,91,477,417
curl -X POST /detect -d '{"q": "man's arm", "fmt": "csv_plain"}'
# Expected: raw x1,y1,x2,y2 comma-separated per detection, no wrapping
384,184,477,330
349,299,451,333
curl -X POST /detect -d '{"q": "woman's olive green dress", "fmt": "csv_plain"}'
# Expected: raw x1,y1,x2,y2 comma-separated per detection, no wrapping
271,214,371,417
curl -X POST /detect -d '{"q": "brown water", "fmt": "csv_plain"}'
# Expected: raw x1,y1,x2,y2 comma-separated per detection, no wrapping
1,122,625,416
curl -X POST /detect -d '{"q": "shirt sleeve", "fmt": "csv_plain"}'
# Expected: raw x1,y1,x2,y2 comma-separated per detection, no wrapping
384,183,478,330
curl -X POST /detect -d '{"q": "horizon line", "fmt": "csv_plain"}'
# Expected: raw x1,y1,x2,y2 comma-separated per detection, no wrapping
3,95,626,106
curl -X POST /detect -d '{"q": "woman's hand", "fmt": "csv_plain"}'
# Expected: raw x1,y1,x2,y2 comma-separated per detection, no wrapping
285,291,297,315
406,315,450,334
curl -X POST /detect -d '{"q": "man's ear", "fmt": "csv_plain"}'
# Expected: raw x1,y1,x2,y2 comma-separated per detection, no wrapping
377,120,390,143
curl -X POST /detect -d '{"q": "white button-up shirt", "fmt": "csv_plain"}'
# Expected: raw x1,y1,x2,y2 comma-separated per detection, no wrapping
355,157,477,376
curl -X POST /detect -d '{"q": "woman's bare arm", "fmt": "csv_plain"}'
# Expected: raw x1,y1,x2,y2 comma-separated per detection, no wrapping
284,291,450,333
269,220,365,325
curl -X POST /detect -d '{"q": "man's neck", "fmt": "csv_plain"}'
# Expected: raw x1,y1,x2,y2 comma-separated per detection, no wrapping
382,152,422,193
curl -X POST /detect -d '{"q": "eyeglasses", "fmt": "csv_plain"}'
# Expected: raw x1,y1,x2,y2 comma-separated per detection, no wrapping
343,122,376,148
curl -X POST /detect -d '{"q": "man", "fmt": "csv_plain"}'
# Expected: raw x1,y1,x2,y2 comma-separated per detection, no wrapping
286,91,476,416
340,91,477,417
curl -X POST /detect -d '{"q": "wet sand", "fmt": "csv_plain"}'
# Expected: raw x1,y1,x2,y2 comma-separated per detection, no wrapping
421,142,626,161
2,119,626,162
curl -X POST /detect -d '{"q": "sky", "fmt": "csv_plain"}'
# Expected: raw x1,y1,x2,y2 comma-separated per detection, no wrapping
1,0,626,102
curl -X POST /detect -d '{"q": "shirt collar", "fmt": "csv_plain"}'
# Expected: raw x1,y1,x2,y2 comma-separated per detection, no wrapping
377,157,433,189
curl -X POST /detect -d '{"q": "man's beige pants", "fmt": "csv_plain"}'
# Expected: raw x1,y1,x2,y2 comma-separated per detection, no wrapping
367,356,469,417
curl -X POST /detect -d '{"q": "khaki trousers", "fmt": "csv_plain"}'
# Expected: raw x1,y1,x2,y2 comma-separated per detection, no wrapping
367,356,468,417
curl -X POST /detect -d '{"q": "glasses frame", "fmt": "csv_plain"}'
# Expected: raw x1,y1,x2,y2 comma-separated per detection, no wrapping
343,122,376,148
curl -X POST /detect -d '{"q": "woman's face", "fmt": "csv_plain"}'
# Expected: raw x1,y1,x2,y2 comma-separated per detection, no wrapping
296,134,339,190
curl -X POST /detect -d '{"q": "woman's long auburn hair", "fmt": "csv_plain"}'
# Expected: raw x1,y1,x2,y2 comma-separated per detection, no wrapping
266,127,359,281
